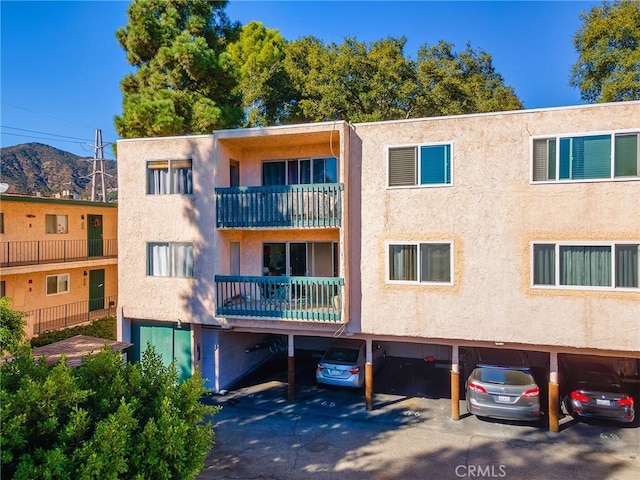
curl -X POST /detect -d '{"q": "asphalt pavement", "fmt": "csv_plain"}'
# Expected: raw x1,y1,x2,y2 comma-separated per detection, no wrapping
197,360,640,480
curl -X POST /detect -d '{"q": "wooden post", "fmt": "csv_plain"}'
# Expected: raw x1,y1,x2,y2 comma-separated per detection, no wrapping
451,345,460,420
548,351,560,432
548,381,559,432
365,362,373,410
365,338,373,410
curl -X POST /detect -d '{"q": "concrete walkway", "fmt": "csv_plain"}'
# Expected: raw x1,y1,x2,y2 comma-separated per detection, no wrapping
198,381,640,480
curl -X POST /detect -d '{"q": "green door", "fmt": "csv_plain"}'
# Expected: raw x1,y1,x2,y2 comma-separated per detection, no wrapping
87,214,103,257
88,269,105,311
131,322,193,382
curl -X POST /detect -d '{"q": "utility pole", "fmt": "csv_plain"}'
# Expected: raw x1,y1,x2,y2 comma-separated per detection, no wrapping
90,129,110,202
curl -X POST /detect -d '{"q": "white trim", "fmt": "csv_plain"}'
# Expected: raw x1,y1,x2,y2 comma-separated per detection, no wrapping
530,131,640,184
530,241,639,291
45,273,70,296
386,141,454,189
385,240,454,286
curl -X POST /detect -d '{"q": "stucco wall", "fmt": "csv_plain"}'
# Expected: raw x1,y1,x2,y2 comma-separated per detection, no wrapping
1,197,118,337
353,102,640,353
117,124,349,331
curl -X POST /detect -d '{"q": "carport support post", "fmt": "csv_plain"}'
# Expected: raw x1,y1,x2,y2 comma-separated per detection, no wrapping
287,334,295,401
365,338,374,411
548,351,560,433
451,345,460,420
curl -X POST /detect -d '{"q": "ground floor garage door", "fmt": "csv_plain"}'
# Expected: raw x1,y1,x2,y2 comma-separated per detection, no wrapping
131,321,192,383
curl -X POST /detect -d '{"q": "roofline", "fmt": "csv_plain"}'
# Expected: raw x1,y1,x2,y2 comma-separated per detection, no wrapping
117,120,348,145
0,194,117,208
352,100,640,127
115,101,640,144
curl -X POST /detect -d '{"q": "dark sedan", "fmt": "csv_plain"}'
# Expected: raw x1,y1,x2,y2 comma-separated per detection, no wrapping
560,356,635,423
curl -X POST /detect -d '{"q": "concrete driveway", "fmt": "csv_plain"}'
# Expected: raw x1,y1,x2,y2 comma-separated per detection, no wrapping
198,374,640,480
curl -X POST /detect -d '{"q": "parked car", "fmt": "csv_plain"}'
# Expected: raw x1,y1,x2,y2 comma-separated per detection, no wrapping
316,341,386,388
465,348,541,422
559,355,635,423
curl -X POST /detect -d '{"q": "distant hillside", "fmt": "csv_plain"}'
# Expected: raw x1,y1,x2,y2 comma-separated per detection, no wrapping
0,143,117,199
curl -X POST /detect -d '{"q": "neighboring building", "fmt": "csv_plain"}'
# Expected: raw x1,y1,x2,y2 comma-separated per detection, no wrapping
116,101,639,427
0,195,118,337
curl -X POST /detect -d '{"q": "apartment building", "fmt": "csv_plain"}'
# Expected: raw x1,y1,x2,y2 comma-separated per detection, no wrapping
0,195,118,337
117,101,639,426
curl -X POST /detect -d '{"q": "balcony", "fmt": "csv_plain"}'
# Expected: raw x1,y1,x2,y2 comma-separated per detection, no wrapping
0,239,118,267
215,275,345,322
215,184,343,229
28,295,118,335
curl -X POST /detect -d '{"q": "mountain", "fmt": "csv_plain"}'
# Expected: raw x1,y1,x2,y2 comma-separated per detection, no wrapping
0,142,117,199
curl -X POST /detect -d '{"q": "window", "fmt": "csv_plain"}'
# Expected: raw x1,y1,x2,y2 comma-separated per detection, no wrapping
0,212,4,233
388,144,452,187
262,157,337,186
532,133,639,182
1,280,5,298
45,214,68,234
46,274,69,295
533,243,638,289
388,242,452,283
147,159,193,194
147,242,194,277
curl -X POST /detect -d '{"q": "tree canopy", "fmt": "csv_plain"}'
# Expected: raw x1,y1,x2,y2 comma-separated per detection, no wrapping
115,1,524,134
227,21,296,126
115,0,243,138
0,297,27,355
570,0,640,102
1,346,217,480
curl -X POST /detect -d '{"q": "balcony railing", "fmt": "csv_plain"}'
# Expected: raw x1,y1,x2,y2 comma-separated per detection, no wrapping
0,239,118,267
28,295,118,335
215,275,345,322
215,184,343,229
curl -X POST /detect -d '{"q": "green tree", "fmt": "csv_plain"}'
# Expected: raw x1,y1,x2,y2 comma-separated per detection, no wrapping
284,36,416,123
1,346,218,479
228,21,297,126
570,0,640,102
115,0,243,138
414,41,523,117
0,297,27,355
282,36,520,123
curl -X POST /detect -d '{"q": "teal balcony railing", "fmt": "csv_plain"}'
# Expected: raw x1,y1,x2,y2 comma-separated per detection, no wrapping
215,184,343,229
215,275,345,322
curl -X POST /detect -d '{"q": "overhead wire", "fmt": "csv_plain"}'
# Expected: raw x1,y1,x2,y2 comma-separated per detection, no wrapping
1,125,92,142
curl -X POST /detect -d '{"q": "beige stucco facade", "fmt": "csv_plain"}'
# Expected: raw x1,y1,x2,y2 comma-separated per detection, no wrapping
116,102,639,391
0,195,118,337
353,102,640,356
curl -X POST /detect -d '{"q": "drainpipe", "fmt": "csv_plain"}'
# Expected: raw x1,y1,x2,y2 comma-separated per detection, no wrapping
287,334,295,401
365,338,373,410
548,351,560,432
451,345,460,420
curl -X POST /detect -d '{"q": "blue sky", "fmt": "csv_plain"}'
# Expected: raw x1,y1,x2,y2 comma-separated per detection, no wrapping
1,0,600,158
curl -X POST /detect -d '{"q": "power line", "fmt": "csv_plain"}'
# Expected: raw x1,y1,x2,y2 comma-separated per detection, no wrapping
0,131,89,145
1,101,94,129
1,125,92,142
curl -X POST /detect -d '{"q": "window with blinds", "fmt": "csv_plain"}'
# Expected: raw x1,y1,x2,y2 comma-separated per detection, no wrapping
388,241,453,284
532,242,639,289
388,144,452,187
532,133,639,182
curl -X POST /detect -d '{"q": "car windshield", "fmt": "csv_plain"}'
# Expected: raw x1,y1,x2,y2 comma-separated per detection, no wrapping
324,347,359,363
476,367,534,386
